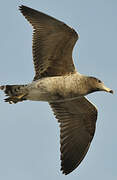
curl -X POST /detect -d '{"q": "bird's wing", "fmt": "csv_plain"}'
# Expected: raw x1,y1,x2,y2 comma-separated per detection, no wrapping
49,97,97,175
19,5,78,80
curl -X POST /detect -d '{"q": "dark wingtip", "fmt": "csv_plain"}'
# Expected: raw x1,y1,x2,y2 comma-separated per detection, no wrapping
19,5,23,11
19,5,26,12
60,167,71,175
19,5,29,13
19,5,35,17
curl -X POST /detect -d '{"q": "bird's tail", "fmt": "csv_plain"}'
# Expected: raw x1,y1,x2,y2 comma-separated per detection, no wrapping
0,84,28,104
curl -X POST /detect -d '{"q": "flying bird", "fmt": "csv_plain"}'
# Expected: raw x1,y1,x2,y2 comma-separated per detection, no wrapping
0,5,113,175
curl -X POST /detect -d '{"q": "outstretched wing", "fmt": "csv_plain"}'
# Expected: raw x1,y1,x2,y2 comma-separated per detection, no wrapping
49,97,97,175
19,5,78,80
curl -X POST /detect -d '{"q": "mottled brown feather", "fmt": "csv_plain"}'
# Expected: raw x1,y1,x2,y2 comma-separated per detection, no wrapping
49,97,97,174
19,5,78,80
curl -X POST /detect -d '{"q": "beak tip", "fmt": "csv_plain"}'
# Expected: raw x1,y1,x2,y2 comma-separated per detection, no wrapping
109,90,114,94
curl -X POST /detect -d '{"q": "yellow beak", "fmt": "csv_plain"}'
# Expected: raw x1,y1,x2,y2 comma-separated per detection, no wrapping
102,85,113,94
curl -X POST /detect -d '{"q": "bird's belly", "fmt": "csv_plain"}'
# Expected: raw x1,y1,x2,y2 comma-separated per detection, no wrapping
27,88,82,102
26,77,83,102
27,89,53,101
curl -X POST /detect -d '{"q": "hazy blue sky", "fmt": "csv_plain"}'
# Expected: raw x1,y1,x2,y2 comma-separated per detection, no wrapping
0,0,117,180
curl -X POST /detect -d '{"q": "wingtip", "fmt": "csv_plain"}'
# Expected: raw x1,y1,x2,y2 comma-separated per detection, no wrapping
19,5,29,12
19,5,23,11
60,167,71,175
18,5,35,17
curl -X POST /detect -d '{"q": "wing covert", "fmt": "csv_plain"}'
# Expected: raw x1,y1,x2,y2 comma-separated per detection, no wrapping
19,5,78,80
49,97,97,174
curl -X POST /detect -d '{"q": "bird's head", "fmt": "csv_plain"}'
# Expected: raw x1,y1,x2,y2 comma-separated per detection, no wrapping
87,76,113,94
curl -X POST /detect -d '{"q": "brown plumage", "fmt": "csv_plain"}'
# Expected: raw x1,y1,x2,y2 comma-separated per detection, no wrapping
19,5,78,80
0,5,113,175
50,97,97,174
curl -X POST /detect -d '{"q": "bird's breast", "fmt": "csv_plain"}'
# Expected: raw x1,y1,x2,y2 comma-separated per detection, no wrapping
27,74,87,102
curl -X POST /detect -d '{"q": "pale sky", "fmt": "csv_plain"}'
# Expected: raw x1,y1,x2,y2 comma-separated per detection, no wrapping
0,0,117,180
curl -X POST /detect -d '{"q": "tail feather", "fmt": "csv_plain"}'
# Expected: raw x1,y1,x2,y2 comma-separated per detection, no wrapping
0,85,28,104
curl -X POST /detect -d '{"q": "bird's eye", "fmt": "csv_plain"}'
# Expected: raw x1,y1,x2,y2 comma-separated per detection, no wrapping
97,79,102,83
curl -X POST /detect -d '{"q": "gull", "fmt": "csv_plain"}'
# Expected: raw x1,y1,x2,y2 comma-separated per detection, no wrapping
0,5,113,175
